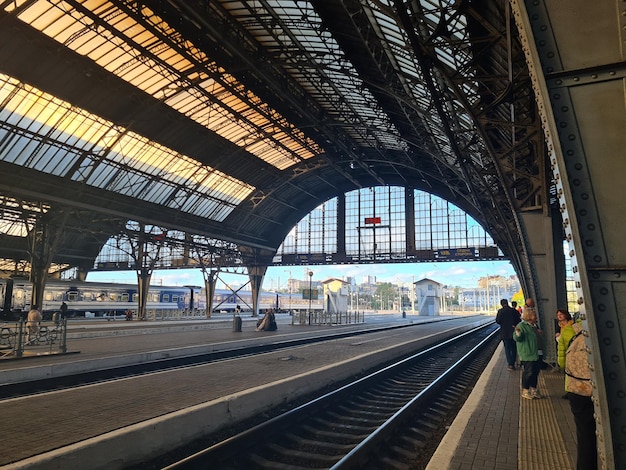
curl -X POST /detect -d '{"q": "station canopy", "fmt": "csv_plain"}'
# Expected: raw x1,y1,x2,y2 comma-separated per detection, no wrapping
0,0,547,274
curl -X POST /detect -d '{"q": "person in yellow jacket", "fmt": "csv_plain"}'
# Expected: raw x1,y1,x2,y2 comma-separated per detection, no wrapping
556,309,576,372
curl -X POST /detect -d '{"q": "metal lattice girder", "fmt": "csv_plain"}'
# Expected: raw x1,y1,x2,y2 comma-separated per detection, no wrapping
0,1,547,292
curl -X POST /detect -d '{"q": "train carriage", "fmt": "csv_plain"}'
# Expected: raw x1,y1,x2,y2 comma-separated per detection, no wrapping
0,279,202,319
0,278,323,319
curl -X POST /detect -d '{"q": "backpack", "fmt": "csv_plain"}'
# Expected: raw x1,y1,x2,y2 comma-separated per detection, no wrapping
564,332,592,396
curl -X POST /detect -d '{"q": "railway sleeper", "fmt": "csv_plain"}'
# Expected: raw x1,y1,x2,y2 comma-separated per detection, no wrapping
388,380,422,395
408,420,438,435
299,424,367,443
447,383,468,396
283,434,355,454
378,455,411,470
361,388,407,399
375,387,418,398
398,432,428,449
342,399,399,413
311,416,378,434
246,452,315,470
437,394,460,407
325,409,388,425
388,443,421,460
423,408,448,421
336,404,390,419
264,442,343,467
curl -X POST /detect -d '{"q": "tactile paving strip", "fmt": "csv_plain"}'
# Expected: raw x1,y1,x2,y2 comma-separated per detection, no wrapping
518,370,575,470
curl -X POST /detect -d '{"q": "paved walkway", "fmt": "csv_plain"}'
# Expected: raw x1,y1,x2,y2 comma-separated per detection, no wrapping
428,344,577,470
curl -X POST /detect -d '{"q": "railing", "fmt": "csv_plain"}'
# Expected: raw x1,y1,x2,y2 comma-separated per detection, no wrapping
0,318,68,358
292,309,365,326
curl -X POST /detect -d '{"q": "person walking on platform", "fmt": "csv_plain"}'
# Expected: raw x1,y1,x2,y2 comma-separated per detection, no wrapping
514,302,545,399
496,299,520,370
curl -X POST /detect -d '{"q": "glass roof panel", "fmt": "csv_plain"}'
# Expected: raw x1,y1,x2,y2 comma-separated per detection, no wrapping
6,0,318,170
221,0,407,152
363,0,483,161
0,74,253,222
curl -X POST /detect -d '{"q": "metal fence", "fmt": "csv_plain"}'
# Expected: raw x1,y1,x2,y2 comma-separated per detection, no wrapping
0,318,68,358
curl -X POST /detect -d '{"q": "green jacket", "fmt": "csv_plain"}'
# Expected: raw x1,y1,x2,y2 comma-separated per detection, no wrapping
513,321,544,361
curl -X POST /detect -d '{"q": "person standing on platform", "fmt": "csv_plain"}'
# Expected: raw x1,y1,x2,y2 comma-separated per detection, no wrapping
26,304,42,344
556,308,576,399
524,298,544,361
60,301,68,320
564,320,597,470
495,299,520,370
556,308,575,369
514,303,545,399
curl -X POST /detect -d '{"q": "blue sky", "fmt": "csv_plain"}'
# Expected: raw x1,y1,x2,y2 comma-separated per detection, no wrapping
87,259,516,290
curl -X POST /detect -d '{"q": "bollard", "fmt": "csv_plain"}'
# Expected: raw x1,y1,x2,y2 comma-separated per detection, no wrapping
232,315,242,332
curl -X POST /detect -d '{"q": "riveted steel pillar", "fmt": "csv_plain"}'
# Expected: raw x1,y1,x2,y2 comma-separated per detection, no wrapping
511,1,626,466
248,265,267,318
203,270,218,318
517,211,561,364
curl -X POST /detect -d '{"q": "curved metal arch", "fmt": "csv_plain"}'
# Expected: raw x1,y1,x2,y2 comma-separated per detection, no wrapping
511,0,625,466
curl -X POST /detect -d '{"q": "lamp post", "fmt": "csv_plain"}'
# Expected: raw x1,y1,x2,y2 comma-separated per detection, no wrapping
284,269,292,322
411,275,415,314
308,270,313,325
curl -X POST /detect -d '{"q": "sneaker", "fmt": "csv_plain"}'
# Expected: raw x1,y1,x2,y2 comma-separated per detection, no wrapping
507,365,515,370
521,390,534,400
531,389,543,399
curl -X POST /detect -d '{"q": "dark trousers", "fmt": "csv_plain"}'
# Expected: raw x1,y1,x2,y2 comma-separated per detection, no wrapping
502,338,517,366
520,360,541,389
568,393,598,470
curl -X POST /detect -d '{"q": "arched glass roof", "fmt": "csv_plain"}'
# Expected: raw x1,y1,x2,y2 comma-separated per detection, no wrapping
5,0,318,170
0,74,253,221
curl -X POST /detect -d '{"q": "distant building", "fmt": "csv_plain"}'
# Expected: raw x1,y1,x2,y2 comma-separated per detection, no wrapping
460,275,520,311
322,278,349,314
414,278,443,316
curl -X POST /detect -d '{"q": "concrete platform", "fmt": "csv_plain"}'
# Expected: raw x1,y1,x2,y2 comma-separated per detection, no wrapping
0,317,582,469
427,344,577,470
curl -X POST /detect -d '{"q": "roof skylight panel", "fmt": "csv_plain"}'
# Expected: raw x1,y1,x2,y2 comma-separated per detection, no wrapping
106,170,154,199
9,1,313,170
0,74,253,220
234,1,397,146
142,182,175,205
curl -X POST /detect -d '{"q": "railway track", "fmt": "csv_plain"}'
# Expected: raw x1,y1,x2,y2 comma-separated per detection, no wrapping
160,324,499,469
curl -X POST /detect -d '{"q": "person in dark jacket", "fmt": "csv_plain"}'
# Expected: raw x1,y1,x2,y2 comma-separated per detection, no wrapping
496,299,521,370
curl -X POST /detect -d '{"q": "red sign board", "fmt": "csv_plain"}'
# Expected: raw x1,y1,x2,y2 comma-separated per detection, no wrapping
364,217,381,224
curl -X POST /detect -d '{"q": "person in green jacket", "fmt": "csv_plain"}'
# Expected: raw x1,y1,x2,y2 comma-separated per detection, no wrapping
514,301,545,399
